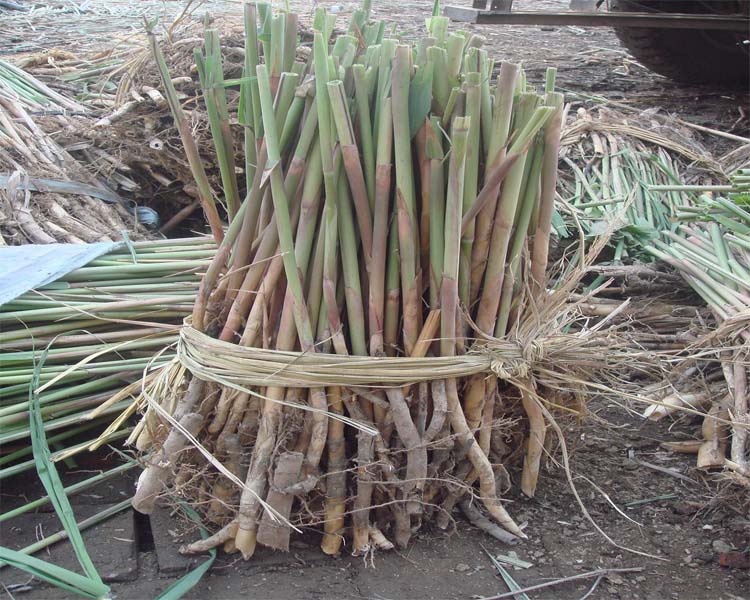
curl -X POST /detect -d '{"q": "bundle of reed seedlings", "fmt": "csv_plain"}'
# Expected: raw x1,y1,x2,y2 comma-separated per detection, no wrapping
126,1,631,559
0,236,215,476
0,59,86,114
645,188,749,482
0,235,217,600
649,168,750,201
556,114,697,263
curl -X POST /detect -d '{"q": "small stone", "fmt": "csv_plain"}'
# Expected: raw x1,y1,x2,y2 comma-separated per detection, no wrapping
719,552,750,569
712,540,733,554
456,563,471,572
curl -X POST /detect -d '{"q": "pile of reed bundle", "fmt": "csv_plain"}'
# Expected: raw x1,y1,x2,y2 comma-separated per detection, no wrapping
0,61,152,245
121,2,653,560
0,237,215,477
3,12,267,239
643,176,749,486
554,106,724,263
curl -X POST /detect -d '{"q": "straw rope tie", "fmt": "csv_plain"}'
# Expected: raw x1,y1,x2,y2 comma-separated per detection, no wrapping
489,359,526,380
488,338,544,381
178,321,550,389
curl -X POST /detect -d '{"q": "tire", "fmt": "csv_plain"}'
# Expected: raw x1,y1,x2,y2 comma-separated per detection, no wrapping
610,0,750,85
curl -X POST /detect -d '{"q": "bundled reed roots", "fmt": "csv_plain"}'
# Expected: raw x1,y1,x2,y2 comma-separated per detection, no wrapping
127,2,610,558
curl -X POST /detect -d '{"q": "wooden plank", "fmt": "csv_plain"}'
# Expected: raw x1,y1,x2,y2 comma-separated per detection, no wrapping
472,0,513,10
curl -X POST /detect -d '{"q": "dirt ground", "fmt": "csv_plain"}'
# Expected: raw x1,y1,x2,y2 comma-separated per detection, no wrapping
2,402,748,599
1,1,748,599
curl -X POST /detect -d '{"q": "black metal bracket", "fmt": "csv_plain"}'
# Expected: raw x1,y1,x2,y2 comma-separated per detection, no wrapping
444,6,749,31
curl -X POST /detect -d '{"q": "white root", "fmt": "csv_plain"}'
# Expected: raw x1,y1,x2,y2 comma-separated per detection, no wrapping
459,497,520,545
697,404,729,469
132,412,202,514
520,385,546,498
642,391,711,421
368,526,394,551
180,520,239,554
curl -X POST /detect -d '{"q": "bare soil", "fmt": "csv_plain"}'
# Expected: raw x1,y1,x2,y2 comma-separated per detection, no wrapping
1,1,748,599
2,402,748,599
